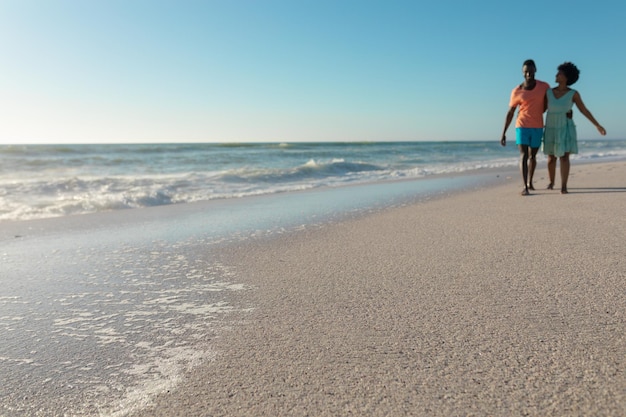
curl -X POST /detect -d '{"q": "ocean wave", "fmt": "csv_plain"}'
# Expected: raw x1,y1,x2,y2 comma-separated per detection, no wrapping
0,177,177,221
219,159,385,184
0,160,516,221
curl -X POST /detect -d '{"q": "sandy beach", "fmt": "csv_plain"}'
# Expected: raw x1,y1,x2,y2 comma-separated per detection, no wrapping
124,161,626,416
1,161,624,416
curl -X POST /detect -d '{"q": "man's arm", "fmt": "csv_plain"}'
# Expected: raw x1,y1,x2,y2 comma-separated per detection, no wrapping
501,107,516,146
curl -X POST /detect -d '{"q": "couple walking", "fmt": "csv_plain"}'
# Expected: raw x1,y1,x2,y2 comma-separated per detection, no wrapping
501,59,606,195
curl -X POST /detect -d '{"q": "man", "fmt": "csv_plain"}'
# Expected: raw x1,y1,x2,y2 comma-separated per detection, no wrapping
501,59,550,195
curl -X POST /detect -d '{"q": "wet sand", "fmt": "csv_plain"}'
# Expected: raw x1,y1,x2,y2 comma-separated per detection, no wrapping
129,161,626,416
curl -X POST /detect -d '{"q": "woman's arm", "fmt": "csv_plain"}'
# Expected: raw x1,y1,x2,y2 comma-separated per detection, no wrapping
573,91,606,135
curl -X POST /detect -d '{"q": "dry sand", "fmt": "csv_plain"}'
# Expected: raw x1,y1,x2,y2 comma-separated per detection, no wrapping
132,161,626,416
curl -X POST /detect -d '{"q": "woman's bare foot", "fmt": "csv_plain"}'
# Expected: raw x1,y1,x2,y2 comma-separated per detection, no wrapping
521,188,530,196
547,183,554,190
561,187,568,194
527,183,535,190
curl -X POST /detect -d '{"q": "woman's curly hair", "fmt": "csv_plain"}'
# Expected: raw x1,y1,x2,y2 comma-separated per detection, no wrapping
558,62,580,85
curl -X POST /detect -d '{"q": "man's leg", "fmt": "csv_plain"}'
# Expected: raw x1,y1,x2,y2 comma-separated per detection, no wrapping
528,147,539,190
519,145,530,195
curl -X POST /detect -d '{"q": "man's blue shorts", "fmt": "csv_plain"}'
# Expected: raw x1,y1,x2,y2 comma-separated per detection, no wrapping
515,127,543,148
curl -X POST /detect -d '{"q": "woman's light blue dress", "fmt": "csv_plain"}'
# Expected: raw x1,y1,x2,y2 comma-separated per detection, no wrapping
543,89,578,157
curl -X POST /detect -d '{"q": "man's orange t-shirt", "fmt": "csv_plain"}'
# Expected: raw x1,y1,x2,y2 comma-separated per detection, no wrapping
509,80,549,128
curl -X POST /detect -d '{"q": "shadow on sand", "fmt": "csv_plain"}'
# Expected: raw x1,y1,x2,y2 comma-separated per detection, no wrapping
567,187,626,194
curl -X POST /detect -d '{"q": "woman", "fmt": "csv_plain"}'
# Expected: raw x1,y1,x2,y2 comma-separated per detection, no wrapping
543,62,606,194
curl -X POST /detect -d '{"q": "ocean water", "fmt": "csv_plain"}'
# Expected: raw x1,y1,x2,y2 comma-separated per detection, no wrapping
1,140,625,222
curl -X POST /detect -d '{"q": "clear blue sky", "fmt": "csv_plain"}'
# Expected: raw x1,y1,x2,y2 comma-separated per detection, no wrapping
1,0,624,144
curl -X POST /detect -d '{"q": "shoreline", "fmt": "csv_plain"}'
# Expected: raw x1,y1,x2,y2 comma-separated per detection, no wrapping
0,165,518,242
131,160,626,416
1,153,623,234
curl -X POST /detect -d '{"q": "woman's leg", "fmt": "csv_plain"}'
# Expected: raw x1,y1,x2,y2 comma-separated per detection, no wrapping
560,153,570,194
546,155,557,189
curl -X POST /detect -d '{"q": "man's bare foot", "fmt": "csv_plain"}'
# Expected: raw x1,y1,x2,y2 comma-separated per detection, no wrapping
547,183,554,190
527,183,535,190
521,188,530,196
561,187,568,194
